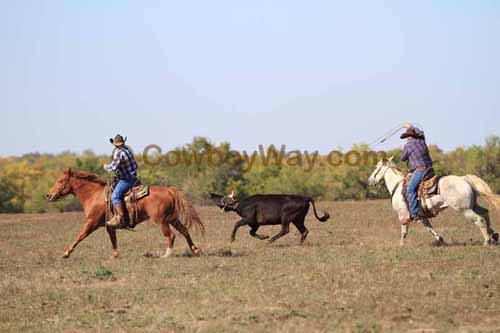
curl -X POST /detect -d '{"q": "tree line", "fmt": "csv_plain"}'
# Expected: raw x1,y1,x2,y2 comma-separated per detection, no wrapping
0,136,499,213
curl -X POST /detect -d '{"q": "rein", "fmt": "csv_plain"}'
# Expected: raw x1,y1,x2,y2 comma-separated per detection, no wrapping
385,166,404,199
72,179,93,192
389,179,403,199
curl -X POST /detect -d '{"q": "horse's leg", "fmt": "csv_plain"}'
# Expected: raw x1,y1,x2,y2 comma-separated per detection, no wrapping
106,226,119,259
400,222,409,247
463,208,491,245
160,221,176,258
170,219,201,256
473,204,498,243
63,219,101,258
421,218,445,244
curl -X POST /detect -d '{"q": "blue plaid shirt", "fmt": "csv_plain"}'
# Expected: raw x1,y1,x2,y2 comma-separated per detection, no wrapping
401,128,433,170
105,146,138,180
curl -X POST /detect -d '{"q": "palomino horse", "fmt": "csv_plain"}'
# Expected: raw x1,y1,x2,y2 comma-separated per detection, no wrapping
368,157,500,246
46,168,204,258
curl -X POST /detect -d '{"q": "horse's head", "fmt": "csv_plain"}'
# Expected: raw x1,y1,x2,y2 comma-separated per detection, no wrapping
368,156,394,186
46,168,73,202
209,190,238,212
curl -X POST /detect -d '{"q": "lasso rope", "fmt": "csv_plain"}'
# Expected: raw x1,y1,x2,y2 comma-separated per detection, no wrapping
369,122,425,149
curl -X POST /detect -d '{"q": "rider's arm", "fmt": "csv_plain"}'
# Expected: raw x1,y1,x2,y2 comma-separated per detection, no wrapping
105,150,123,172
401,144,411,162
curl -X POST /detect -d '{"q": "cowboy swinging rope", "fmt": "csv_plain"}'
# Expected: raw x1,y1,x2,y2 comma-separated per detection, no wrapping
369,122,426,149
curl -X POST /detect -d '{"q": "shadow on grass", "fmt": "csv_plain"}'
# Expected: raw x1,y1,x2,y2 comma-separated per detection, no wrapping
432,238,485,247
267,241,317,249
143,248,248,259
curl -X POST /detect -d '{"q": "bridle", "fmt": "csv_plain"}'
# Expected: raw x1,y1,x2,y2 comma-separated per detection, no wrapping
373,164,403,199
56,171,91,196
371,164,389,183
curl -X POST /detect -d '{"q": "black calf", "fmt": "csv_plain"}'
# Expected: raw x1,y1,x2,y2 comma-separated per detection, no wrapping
209,193,330,244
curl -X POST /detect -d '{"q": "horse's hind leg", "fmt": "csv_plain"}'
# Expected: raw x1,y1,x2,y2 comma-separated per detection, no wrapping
160,221,176,258
473,205,498,243
170,219,201,256
421,219,445,245
464,208,492,245
399,221,409,247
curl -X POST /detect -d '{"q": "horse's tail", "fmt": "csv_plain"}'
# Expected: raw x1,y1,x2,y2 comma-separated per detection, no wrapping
171,188,205,234
464,175,500,211
307,198,330,222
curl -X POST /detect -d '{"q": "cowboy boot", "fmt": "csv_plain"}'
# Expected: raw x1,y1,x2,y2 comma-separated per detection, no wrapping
118,204,131,229
106,204,129,229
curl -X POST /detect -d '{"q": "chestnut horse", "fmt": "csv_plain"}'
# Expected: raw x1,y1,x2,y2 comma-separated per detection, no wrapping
46,168,204,259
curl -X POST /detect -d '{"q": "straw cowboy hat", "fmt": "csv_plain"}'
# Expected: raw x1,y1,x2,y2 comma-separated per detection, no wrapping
109,134,127,146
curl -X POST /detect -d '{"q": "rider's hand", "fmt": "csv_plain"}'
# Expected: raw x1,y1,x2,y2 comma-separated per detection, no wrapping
403,122,412,129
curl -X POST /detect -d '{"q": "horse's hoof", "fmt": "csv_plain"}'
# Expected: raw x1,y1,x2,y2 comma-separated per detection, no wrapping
111,252,119,259
191,247,202,256
62,252,70,259
162,249,172,258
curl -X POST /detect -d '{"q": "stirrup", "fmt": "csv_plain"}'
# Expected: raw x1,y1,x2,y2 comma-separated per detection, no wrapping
119,219,131,229
106,216,127,229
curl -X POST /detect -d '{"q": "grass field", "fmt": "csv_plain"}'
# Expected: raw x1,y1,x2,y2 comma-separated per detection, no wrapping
1,200,500,332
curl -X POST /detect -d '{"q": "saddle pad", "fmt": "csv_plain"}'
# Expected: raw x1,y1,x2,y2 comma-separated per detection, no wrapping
420,175,439,197
125,185,150,202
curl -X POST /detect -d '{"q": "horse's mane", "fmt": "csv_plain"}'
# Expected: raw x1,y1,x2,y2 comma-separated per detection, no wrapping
387,161,404,176
70,169,107,185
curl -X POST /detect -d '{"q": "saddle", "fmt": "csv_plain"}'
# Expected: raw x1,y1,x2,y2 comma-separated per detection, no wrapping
402,169,441,219
104,179,150,226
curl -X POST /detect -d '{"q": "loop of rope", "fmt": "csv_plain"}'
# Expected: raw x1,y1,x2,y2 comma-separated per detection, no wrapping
369,122,426,149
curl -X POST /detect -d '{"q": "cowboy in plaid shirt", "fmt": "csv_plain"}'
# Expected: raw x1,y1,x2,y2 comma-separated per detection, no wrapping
103,134,138,229
400,123,434,222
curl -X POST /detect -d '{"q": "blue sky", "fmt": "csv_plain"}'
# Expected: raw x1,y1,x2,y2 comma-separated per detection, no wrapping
1,1,499,156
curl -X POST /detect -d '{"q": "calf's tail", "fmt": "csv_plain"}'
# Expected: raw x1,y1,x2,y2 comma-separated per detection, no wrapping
308,198,330,222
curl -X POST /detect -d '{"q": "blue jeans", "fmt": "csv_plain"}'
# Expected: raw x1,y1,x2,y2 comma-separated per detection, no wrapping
111,178,136,206
407,169,426,218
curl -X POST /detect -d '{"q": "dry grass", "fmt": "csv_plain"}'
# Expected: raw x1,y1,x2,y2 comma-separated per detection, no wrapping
1,200,500,332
